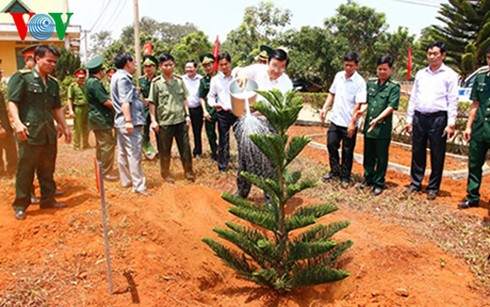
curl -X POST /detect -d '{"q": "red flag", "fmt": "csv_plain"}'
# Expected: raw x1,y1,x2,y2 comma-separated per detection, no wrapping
406,46,412,82
143,41,153,55
212,36,220,72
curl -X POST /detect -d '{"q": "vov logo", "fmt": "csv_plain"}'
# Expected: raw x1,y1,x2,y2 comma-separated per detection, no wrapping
9,12,74,41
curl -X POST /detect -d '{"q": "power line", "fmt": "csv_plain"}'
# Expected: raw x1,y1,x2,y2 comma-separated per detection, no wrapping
88,0,113,33
386,0,442,8
101,0,129,34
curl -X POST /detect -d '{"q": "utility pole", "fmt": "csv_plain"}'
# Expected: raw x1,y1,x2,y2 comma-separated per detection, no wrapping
133,0,141,82
83,30,89,63
63,0,70,50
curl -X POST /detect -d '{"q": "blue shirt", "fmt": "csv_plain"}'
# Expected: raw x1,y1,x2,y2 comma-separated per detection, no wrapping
110,69,146,128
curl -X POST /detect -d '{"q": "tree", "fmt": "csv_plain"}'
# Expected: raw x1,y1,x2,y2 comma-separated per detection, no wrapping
324,0,388,76
277,26,348,88
171,31,213,74
89,30,113,60
55,46,81,81
374,27,416,80
203,90,352,291
430,0,490,73
222,1,292,66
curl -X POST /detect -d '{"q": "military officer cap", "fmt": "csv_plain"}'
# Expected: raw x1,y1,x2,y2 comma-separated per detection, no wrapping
20,44,40,60
86,55,104,73
74,68,86,78
143,55,158,66
258,45,273,61
199,52,215,64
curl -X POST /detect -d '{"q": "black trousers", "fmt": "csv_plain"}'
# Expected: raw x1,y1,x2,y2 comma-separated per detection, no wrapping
410,111,447,192
157,122,193,178
327,122,357,181
189,106,203,157
216,110,237,171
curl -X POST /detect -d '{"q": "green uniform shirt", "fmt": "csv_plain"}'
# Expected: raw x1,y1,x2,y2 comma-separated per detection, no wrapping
148,75,189,126
68,82,88,106
363,78,400,139
0,90,12,133
138,74,155,99
198,74,216,115
7,67,61,145
85,75,114,130
469,72,490,142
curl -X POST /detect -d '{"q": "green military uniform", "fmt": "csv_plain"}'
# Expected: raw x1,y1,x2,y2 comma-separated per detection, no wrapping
465,70,490,203
148,74,193,178
362,77,400,189
138,71,157,158
8,67,61,210
86,56,116,176
198,53,218,160
68,79,89,149
0,89,17,176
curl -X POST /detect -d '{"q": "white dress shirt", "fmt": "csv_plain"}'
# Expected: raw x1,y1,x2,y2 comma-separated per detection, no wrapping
207,72,234,111
407,63,459,126
329,70,367,127
238,63,293,95
182,73,202,108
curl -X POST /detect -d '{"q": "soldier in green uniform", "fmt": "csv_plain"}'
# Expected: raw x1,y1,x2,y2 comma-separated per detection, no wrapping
458,47,490,210
67,68,90,150
357,55,400,196
0,85,17,177
148,53,194,182
8,45,71,220
198,52,218,160
85,56,118,181
138,55,158,160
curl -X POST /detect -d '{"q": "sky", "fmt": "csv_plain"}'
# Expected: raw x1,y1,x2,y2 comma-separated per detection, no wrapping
0,0,448,55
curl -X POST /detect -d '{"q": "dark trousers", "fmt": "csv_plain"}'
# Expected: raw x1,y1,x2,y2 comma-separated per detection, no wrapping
410,111,447,192
466,139,490,202
217,110,237,171
189,106,203,156
13,142,57,211
327,122,357,181
204,112,218,160
93,128,116,175
157,122,193,177
363,137,390,188
0,131,17,176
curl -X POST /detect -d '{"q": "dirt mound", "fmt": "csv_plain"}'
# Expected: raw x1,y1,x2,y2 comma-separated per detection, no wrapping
0,178,487,306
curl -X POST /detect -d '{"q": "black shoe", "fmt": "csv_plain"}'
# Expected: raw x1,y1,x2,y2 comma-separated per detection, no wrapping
185,173,195,182
14,210,26,220
404,185,420,194
457,200,479,209
427,191,438,201
164,176,175,183
40,202,67,209
372,187,383,196
322,172,335,182
355,181,371,190
30,195,40,204
340,180,349,189
104,174,119,181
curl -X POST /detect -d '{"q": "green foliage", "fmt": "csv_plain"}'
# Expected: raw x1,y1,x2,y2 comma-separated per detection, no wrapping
171,31,213,75
54,47,81,82
222,1,292,66
203,90,352,291
430,0,490,72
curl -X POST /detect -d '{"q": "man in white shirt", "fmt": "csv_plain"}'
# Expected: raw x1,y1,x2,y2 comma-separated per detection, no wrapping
233,48,293,198
207,52,237,172
320,52,367,188
403,41,458,200
182,60,203,158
